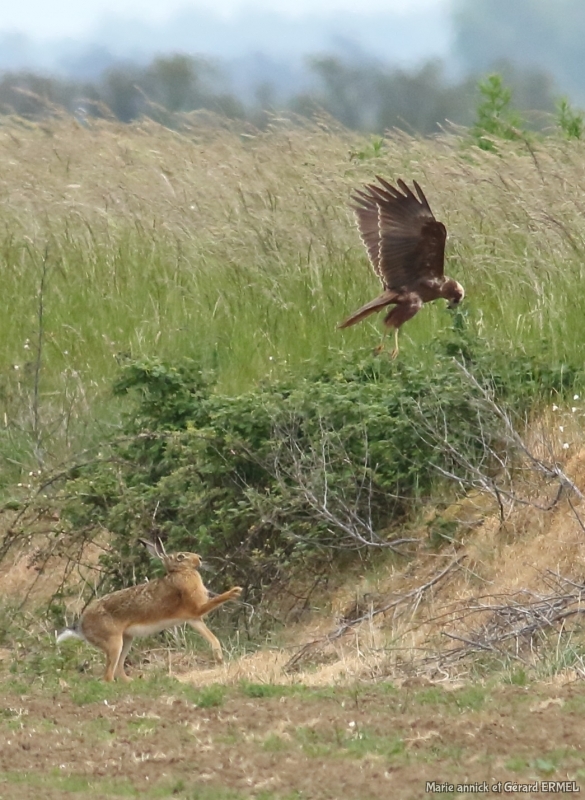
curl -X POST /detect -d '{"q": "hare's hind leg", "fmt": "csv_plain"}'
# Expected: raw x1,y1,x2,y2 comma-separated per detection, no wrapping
188,619,223,663
102,634,125,682
113,633,134,682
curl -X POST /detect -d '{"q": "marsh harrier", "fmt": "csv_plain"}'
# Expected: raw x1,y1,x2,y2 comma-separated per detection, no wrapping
339,177,464,357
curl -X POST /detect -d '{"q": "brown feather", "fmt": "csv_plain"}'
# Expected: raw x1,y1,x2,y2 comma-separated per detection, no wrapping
352,177,446,292
340,177,464,340
338,290,398,328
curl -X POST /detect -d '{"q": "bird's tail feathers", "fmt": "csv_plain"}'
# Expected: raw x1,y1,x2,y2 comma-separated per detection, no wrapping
338,292,397,329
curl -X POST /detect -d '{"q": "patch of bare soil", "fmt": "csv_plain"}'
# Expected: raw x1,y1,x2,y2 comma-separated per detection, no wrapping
1,680,585,799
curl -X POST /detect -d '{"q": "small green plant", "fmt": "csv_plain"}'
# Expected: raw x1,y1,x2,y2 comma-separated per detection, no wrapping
67,673,201,705
127,717,159,736
349,135,385,161
413,686,454,708
0,770,156,797
556,97,584,139
341,730,405,759
532,757,557,775
193,685,226,708
262,733,290,752
295,724,405,760
70,678,128,705
453,686,488,711
240,681,305,699
507,667,528,686
471,74,525,151
506,756,527,772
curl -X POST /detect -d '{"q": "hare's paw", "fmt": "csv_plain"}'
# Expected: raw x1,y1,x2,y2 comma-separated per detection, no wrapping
230,587,243,599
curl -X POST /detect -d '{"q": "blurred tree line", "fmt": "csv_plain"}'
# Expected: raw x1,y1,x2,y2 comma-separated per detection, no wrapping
0,52,562,134
2,0,585,134
453,0,585,105
0,55,244,125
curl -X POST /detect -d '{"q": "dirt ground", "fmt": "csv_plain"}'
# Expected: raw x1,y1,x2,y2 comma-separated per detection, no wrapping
1,676,585,800
3,444,585,799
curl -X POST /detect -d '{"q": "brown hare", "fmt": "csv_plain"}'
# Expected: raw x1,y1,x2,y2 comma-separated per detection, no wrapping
56,538,242,682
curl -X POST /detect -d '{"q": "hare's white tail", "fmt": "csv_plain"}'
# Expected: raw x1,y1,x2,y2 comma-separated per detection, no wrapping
56,626,85,644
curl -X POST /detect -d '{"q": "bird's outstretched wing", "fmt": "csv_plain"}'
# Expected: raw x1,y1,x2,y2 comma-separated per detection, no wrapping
352,177,446,291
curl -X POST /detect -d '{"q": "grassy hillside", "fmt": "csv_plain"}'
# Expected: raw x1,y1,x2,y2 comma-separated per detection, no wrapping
2,115,585,483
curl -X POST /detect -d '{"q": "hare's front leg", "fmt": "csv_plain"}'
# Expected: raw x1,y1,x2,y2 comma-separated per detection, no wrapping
196,586,243,616
188,619,223,662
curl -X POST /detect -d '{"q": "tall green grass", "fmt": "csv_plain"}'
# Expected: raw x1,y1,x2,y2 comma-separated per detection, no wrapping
2,117,585,480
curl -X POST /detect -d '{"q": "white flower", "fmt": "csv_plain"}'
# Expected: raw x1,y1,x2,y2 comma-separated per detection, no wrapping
572,407,578,413
348,721,356,728
563,443,570,450
574,394,580,401
559,426,564,432
552,404,559,411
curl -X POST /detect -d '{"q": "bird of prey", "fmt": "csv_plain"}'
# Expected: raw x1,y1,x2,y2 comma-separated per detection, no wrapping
339,176,464,358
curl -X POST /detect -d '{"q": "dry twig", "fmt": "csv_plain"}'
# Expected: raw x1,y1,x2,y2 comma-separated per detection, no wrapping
285,554,466,671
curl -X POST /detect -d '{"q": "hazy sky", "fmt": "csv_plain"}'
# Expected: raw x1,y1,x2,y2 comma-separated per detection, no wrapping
1,0,447,39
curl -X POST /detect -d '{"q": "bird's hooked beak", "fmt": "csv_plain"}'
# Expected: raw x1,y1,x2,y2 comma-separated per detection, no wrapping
447,283,465,309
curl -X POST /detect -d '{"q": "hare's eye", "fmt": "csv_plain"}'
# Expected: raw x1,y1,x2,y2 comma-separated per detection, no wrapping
177,553,186,562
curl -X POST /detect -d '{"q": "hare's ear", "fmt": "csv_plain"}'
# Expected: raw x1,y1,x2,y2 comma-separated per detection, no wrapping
139,538,165,561
153,536,168,559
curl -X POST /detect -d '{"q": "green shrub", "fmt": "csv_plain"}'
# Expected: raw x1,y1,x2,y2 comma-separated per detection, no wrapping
471,74,525,151
556,97,585,140
54,323,580,611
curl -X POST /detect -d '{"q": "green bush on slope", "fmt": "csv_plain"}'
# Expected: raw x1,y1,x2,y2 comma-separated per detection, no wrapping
58,320,580,606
